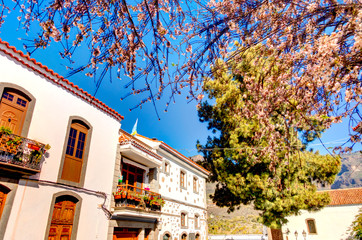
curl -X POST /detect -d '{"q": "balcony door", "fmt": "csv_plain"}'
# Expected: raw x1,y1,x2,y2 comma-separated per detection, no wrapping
113,228,139,240
0,89,29,135
122,162,144,192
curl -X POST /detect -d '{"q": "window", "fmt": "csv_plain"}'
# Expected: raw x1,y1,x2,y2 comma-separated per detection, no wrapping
60,120,90,183
195,234,200,240
58,118,92,187
163,233,171,240
306,218,317,234
193,177,198,193
47,195,79,240
181,212,187,228
122,162,144,192
180,171,186,189
0,89,30,135
181,233,187,240
194,214,199,229
164,161,170,174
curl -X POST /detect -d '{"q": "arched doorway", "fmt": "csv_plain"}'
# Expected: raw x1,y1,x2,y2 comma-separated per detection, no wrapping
0,89,30,135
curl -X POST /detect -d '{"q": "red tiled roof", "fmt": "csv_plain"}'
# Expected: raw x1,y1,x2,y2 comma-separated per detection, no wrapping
119,130,162,161
134,134,210,175
0,39,124,122
324,188,362,206
159,142,210,176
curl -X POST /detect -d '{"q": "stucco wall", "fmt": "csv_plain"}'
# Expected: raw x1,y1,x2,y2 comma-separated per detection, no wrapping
282,204,361,240
158,150,208,240
0,50,121,239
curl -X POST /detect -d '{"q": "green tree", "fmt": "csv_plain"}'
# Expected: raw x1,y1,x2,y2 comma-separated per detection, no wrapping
197,46,341,228
349,208,362,239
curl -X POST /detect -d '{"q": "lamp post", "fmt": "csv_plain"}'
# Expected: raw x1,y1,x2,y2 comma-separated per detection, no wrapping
302,230,307,240
284,228,290,240
294,230,298,240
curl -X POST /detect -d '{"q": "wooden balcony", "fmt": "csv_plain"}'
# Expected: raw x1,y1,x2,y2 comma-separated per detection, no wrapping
113,184,164,213
0,133,47,176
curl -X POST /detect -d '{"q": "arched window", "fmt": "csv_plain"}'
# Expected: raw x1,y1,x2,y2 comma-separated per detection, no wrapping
60,119,91,184
0,88,31,135
163,233,171,240
195,233,200,240
194,214,199,229
0,185,10,219
47,195,79,240
181,233,187,240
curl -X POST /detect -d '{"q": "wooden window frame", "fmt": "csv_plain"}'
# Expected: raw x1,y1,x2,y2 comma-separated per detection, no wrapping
180,170,186,190
44,192,82,240
0,83,36,137
121,162,144,191
181,212,188,228
58,116,92,188
181,233,188,240
163,232,172,240
194,214,200,229
163,161,170,175
193,177,198,193
306,218,318,234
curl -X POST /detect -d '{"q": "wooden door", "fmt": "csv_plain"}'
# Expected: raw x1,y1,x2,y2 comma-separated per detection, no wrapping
0,90,28,135
113,228,138,240
48,199,76,240
61,122,88,183
0,185,9,219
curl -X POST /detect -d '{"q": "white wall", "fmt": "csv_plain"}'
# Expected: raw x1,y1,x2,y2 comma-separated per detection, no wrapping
0,50,121,239
158,149,208,240
282,205,361,240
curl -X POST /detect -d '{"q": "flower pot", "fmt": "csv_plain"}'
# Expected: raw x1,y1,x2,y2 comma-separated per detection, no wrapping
114,195,123,200
28,143,41,151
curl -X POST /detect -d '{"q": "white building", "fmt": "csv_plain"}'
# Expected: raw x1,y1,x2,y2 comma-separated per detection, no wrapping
282,188,362,240
0,39,123,239
109,130,209,240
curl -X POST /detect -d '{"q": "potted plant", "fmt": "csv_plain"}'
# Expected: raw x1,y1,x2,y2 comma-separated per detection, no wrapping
29,149,42,164
0,126,12,136
114,191,123,200
28,142,41,151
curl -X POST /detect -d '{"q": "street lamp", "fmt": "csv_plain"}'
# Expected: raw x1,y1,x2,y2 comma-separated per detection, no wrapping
302,230,307,240
294,231,298,240
285,228,290,235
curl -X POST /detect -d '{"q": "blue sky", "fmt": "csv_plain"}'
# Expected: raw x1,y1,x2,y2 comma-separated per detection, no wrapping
0,11,360,157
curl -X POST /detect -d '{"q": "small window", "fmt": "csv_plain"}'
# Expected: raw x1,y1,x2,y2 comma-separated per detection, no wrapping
164,161,170,174
180,171,186,189
2,92,14,101
163,233,171,240
181,233,187,240
193,177,198,193
195,214,199,229
181,212,187,227
306,218,317,234
195,234,200,240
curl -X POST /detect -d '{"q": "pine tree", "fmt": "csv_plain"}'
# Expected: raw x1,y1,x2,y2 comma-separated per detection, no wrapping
197,45,341,228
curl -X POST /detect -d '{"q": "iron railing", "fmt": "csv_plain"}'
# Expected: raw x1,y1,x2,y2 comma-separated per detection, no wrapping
114,184,164,211
0,133,47,172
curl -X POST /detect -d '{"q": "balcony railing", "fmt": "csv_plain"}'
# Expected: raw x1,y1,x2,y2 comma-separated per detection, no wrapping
114,184,164,212
0,132,47,175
